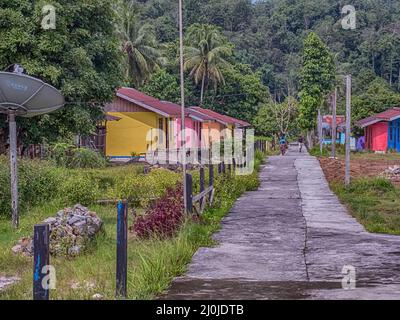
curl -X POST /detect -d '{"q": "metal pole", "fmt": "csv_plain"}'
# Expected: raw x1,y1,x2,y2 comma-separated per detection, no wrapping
9,111,19,228
178,0,187,213
345,75,352,186
331,88,337,158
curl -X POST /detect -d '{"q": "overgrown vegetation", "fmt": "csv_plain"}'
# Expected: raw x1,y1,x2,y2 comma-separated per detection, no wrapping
0,152,265,300
332,178,400,235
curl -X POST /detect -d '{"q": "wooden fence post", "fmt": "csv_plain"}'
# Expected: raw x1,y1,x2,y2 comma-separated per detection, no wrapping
33,224,50,300
116,200,128,299
199,167,205,207
209,164,214,187
185,173,193,214
222,161,226,174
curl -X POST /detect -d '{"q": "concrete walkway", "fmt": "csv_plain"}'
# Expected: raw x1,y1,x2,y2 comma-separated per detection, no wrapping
162,146,400,300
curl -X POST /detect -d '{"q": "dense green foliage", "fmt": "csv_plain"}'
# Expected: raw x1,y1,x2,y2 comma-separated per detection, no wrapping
298,32,335,131
0,0,122,146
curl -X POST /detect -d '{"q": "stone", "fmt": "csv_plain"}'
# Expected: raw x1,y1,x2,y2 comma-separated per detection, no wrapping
92,293,103,300
68,245,82,256
13,204,102,258
43,217,57,225
11,244,23,254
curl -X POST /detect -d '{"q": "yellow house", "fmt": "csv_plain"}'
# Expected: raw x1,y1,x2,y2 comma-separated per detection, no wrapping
104,88,181,159
103,88,251,161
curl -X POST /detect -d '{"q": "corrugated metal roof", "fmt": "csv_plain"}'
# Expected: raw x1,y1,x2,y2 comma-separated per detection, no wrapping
116,87,251,126
356,107,400,128
189,106,251,127
117,87,182,117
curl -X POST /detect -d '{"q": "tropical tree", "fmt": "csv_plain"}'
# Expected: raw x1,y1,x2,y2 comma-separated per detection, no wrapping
114,0,166,87
254,97,298,140
0,0,122,149
298,32,335,146
184,24,233,104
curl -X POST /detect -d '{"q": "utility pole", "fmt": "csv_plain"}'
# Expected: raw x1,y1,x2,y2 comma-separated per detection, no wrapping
331,88,337,158
318,109,323,155
345,75,352,186
178,0,188,213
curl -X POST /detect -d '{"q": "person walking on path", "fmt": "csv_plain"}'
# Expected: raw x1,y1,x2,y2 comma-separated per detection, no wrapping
298,135,305,153
279,133,287,156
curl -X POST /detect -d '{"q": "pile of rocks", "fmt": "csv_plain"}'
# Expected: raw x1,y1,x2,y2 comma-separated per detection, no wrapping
12,204,103,258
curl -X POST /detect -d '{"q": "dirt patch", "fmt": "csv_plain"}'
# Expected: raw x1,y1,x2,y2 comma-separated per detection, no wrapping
318,157,400,185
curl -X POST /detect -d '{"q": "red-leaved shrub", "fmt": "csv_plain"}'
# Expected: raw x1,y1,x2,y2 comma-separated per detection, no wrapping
132,183,184,238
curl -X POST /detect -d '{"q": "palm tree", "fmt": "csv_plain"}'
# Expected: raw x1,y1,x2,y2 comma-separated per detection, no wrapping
184,24,232,104
114,1,166,87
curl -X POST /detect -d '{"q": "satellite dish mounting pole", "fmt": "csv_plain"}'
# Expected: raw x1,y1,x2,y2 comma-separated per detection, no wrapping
8,110,19,228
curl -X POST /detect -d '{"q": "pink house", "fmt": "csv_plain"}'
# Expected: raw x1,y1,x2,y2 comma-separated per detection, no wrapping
357,107,400,152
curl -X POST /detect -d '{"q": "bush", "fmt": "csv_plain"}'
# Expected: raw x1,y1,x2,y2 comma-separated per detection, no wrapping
133,183,184,238
0,157,64,217
68,148,107,169
114,169,180,207
49,143,107,169
59,174,100,205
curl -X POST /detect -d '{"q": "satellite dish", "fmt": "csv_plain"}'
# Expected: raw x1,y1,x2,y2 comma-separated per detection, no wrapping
0,70,65,229
0,71,65,117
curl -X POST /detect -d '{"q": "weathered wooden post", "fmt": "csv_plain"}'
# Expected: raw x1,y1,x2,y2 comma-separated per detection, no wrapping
199,167,205,207
222,161,226,174
33,224,50,300
217,162,222,175
185,173,193,214
209,164,214,187
208,164,215,204
345,75,352,186
116,200,128,299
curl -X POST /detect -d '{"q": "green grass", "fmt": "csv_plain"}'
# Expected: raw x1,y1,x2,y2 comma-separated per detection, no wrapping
332,177,400,235
0,156,263,300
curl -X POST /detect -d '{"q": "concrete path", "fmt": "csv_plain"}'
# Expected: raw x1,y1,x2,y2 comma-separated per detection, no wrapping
162,146,400,300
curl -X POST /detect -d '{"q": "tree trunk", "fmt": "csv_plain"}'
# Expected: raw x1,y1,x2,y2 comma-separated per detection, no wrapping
200,73,206,105
307,131,313,149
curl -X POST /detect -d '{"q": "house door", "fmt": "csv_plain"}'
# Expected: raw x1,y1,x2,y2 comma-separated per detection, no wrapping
388,120,400,152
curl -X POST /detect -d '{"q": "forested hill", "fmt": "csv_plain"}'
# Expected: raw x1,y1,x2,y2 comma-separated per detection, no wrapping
136,0,400,100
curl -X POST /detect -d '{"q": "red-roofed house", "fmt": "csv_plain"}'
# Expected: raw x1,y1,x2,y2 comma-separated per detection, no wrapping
356,107,400,152
104,88,251,159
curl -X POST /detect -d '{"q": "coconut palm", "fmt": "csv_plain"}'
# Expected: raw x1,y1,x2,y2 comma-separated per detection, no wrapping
184,24,232,104
114,0,166,87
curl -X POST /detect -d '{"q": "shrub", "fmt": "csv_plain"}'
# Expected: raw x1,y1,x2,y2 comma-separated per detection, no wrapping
133,183,184,238
114,169,180,207
49,143,107,169
0,157,64,217
68,148,107,169
59,174,101,205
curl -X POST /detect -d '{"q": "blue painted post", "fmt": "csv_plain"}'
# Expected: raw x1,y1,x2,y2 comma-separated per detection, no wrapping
33,224,50,300
116,200,128,298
